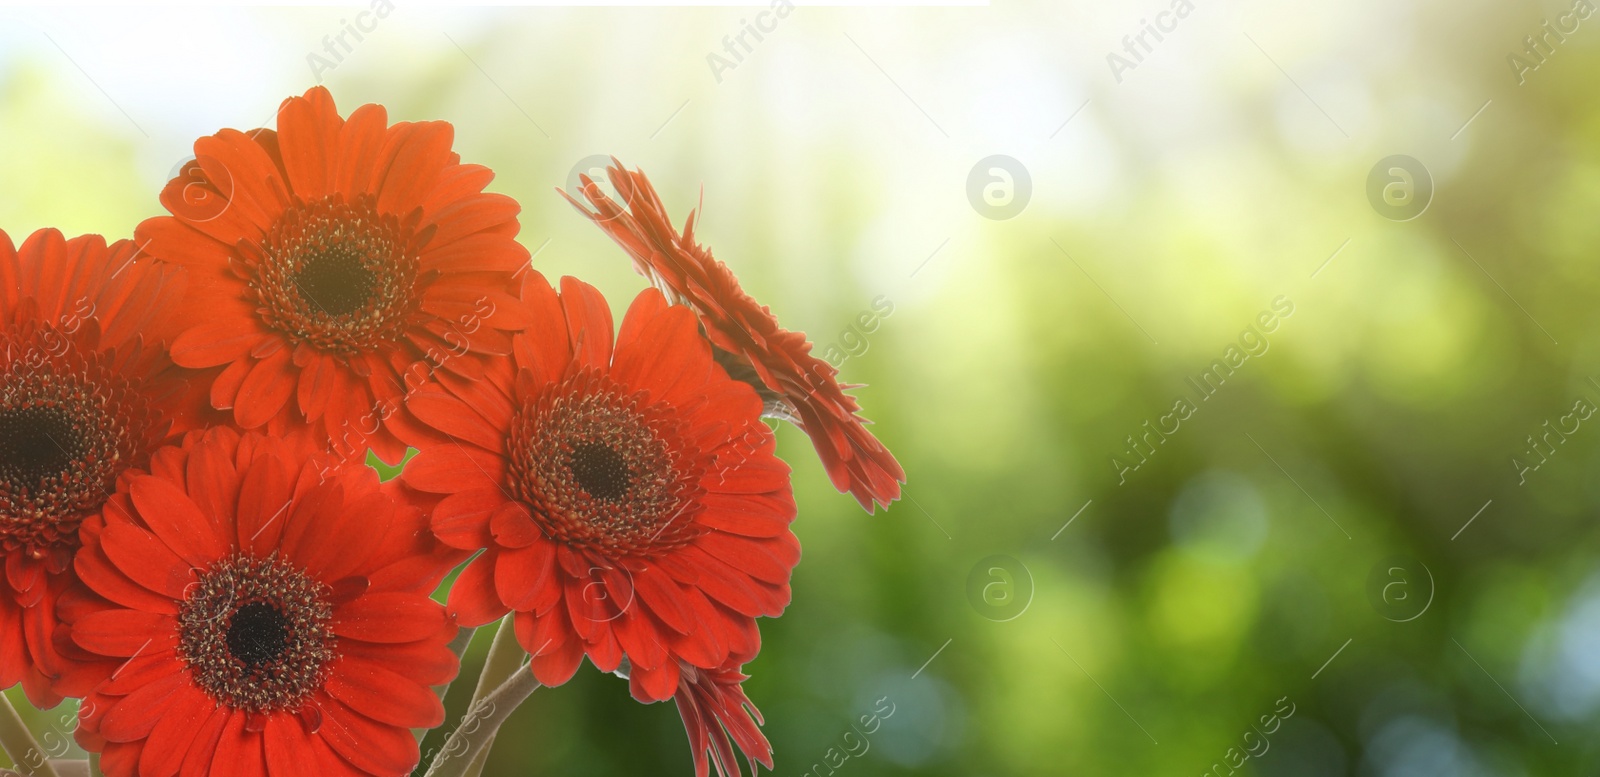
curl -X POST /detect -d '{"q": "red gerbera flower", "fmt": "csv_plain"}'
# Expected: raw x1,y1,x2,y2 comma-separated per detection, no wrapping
60,427,461,777
0,227,200,708
560,161,905,512
400,272,798,707
655,657,773,777
136,86,533,464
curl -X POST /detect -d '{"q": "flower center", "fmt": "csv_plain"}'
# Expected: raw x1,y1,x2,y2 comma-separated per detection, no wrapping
0,324,152,561
293,249,378,317
567,440,631,502
253,195,424,355
226,602,290,667
507,370,707,556
0,406,80,484
179,554,335,714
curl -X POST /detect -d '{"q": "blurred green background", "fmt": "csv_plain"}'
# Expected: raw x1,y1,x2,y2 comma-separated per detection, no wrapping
4,1,1600,774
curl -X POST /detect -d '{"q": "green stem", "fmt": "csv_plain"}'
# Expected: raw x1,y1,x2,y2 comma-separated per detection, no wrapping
472,616,524,700
462,740,493,777
0,694,59,777
87,752,100,777
425,615,529,777
458,616,520,776
424,667,539,777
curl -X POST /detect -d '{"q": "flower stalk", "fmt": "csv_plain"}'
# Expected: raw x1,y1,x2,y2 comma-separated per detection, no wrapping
447,615,525,776
425,659,541,777
0,694,58,777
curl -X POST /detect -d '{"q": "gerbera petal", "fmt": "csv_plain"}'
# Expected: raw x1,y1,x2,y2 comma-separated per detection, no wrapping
374,121,454,215
629,658,681,703
71,609,176,656
184,438,242,531
694,531,797,586
495,539,556,612
325,658,444,728
558,275,614,368
695,496,793,538
98,650,183,696
211,357,253,409
192,130,285,232
332,102,388,195
611,289,713,403
631,562,693,636
403,443,505,494
100,670,188,742
319,697,421,776
333,592,450,643
447,553,510,627
407,387,505,453
234,347,296,429
296,351,338,423
170,318,269,368
668,587,729,669
489,501,540,549
129,475,229,567
178,706,231,777
236,452,295,553
425,192,522,248
276,86,341,200
674,546,771,618
100,523,194,599
209,711,267,777
340,636,458,688
529,635,584,688
429,488,503,551
74,548,178,615
263,713,311,777
99,743,142,777
139,685,213,777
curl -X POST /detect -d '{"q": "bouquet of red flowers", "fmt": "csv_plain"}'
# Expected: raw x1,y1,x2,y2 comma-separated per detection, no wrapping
0,87,902,777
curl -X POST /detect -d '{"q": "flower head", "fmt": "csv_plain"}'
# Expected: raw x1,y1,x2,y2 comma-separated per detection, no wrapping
668,659,773,777
401,273,798,705
0,227,200,707
560,161,905,512
62,427,462,776
137,86,533,464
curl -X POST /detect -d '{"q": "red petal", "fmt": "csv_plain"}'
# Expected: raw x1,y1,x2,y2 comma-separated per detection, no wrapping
446,553,510,627
100,670,188,742
632,562,693,635
129,475,229,567
402,443,505,494
71,609,176,656
318,697,421,776
495,540,556,612
333,592,449,643
558,276,614,368
100,523,194,599
170,319,268,368
326,657,444,728
429,488,503,551
209,710,266,777
277,86,340,200
234,346,297,429
139,686,212,776
489,501,539,548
